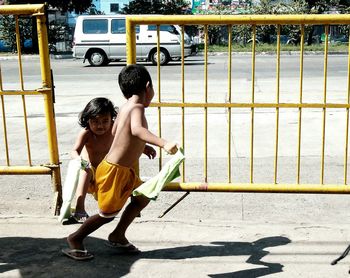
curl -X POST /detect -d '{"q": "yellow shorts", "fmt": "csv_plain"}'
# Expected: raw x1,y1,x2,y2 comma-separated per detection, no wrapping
94,159,142,218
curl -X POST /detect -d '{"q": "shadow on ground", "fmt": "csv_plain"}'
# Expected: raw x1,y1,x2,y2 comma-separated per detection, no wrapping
0,236,290,278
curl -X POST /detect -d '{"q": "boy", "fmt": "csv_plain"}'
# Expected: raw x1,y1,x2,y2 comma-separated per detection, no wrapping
62,64,178,260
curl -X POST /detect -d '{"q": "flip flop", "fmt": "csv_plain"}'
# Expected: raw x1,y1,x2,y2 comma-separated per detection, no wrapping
61,215,79,225
61,248,94,261
105,241,141,254
73,212,89,223
61,212,89,225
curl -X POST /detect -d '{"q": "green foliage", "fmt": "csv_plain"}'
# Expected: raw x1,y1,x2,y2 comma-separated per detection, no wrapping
122,0,189,15
48,21,71,45
0,15,32,52
7,0,93,13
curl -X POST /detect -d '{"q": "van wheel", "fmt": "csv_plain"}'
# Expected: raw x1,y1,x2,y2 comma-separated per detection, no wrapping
88,50,108,66
150,49,169,66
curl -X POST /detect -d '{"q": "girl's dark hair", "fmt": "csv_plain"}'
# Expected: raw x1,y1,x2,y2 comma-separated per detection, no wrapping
118,64,152,99
78,97,118,128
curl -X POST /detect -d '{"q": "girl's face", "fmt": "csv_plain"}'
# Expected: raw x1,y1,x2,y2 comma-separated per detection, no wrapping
88,113,112,136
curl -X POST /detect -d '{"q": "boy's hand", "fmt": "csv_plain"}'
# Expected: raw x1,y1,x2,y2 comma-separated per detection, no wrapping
144,144,156,159
163,142,178,155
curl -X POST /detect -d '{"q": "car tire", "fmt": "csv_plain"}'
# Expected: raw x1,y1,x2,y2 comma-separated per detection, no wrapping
87,50,108,66
150,49,169,66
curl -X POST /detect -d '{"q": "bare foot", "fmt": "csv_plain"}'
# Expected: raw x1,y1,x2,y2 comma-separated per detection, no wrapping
67,233,85,251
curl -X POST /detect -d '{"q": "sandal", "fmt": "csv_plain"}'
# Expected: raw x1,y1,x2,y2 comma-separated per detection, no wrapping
73,212,89,223
61,212,89,225
62,248,94,261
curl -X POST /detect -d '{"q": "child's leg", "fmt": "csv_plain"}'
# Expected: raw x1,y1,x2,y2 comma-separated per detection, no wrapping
74,169,92,216
67,214,113,251
108,195,150,244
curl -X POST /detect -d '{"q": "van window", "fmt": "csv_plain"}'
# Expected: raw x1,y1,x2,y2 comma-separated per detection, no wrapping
83,19,108,34
148,25,179,35
111,19,140,34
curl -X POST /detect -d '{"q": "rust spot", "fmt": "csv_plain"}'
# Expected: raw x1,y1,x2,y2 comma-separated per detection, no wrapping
196,183,209,191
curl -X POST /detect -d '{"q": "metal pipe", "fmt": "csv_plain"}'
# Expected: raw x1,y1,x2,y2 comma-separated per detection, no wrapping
149,102,350,109
181,25,185,182
157,25,162,171
0,4,45,15
227,25,232,183
297,25,305,184
204,25,208,182
250,25,256,183
321,25,329,184
345,30,350,184
15,16,32,166
163,182,350,194
0,166,52,175
126,16,136,65
126,14,350,25
274,25,281,184
36,12,62,214
0,61,9,166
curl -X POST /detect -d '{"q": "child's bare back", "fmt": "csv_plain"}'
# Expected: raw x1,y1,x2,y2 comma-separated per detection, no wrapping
106,97,158,167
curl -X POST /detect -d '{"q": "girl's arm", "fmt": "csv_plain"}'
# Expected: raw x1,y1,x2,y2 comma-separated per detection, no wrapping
143,144,156,159
71,129,89,159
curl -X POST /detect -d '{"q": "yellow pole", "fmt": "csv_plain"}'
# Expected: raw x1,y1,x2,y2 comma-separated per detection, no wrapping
37,11,62,214
274,25,281,184
204,25,208,182
15,16,32,166
163,182,350,194
250,25,256,183
157,25,162,171
124,14,350,26
126,17,136,65
345,31,350,184
321,25,329,185
228,25,232,183
297,25,305,184
181,25,185,182
0,61,10,166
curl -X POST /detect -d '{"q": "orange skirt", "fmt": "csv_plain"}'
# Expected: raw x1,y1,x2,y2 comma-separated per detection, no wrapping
93,159,142,218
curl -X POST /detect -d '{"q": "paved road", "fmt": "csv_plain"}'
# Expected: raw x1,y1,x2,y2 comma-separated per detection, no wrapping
1,54,350,277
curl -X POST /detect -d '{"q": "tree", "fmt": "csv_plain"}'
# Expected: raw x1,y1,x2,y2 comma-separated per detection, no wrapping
122,0,189,15
7,0,93,14
294,0,350,44
3,0,93,53
0,15,32,52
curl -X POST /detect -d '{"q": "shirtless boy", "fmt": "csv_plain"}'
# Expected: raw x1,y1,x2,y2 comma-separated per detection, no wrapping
62,64,178,260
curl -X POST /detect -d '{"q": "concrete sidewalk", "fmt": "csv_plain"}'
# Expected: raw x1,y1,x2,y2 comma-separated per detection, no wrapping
1,211,350,277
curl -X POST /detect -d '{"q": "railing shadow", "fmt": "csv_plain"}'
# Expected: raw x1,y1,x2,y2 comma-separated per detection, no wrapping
0,236,290,278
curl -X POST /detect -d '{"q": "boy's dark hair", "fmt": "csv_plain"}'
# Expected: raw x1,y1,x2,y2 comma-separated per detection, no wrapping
78,97,118,128
118,64,152,99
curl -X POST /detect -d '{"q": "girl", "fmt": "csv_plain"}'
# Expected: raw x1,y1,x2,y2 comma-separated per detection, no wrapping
64,97,118,224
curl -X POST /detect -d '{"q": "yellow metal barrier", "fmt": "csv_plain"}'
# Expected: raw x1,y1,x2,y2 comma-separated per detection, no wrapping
126,14,350,194
0,4,62,214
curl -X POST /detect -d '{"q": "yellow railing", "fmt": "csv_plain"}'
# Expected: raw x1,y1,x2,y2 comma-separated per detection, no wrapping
126,14,350,194
0,4,62,214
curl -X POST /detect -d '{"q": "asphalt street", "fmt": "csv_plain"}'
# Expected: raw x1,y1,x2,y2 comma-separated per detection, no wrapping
1,53,350,277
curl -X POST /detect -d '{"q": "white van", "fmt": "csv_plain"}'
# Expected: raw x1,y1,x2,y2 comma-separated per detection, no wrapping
73,15,193,66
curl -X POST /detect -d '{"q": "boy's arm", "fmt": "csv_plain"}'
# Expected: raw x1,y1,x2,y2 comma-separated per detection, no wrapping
71,129,89,159
131,105,178,154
